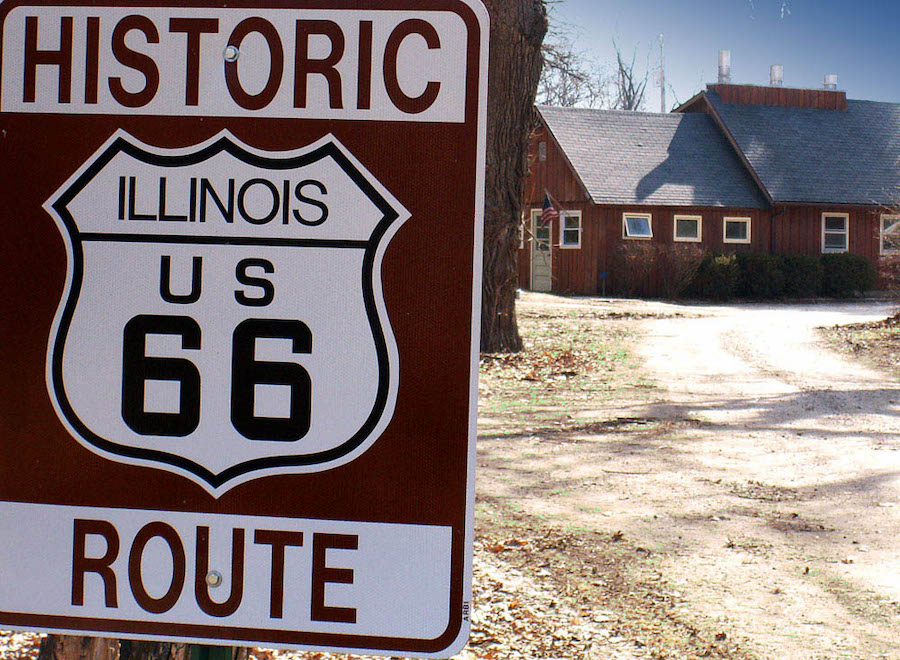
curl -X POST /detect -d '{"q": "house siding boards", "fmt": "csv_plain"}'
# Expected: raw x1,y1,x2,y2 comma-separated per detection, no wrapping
772,205,881,263
553,203,602,293
708,84,848,111
526,124,591,206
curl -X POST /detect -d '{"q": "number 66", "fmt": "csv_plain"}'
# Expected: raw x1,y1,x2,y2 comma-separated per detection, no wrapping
121,315,312,442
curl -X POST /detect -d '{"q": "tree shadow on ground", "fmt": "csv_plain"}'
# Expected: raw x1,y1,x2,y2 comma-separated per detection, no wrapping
636,386,900,440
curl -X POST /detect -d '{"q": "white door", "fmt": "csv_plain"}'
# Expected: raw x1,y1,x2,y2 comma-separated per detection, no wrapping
530,209,552,292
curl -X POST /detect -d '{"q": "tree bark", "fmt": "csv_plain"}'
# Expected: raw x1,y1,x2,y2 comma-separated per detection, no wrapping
480,0,547,353
38,637,251,660
38,636,119,660
119,642,248,660
118,641,188,660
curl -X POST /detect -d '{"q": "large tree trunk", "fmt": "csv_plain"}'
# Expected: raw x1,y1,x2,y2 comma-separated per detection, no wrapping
119,642,248,660
118,641,188,660
39,638,250,660
480,0,547,353
38,636,118,660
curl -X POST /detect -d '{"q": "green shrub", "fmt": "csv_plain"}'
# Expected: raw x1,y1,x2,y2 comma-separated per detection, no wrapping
821,253,877,297
686,253,739,300
780,254,824,298
736,254,785,299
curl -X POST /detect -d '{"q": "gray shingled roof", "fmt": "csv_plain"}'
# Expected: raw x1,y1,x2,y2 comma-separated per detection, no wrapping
707,90,900,205
537,105,768,209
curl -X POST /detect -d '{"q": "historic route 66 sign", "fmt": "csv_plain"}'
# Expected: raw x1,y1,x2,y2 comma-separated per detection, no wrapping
47,130,407,493
0,1,486,656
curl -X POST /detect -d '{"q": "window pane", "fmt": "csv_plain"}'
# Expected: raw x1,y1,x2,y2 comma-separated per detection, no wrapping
824,216,846,232
824,233,847,250
625,216,651,237
884,217,900,233
676,218,699,239
725,220,748,240
563,229,580,246
564,216,580,229
884,233,900,252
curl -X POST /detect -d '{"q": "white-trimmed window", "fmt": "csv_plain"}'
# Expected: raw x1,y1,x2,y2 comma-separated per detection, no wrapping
674,215,702,242
822,212,849,253
881,214,900,255
560,211,582,248
723,217,751,244
623,213,653,239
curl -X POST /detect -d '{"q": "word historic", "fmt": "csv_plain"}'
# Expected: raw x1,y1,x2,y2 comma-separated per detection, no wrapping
1,7,469,121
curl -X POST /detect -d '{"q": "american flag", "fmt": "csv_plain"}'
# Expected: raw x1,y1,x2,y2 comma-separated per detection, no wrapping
540,192,559,227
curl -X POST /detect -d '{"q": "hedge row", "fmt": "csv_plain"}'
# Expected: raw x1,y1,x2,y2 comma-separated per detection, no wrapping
686,252,876,300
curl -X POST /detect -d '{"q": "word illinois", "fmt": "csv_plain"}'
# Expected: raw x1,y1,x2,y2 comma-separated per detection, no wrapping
118,176,329,226
1,7,469,121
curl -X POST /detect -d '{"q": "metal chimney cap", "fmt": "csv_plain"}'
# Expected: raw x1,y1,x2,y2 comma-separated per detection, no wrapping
824,74,838,90
770,64,784,87
718,50,732,84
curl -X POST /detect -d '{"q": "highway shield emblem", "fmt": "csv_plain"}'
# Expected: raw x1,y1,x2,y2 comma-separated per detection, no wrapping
44,130,408,495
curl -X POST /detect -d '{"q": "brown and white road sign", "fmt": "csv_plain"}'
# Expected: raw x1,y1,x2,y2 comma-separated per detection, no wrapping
0,1,487,657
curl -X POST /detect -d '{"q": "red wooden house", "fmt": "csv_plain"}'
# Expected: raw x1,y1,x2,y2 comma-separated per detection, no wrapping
520,81,900,295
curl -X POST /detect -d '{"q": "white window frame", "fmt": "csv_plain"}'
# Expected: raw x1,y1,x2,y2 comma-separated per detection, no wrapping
673,215,702,243
559,210,582,249
880,214,900,255
821,212,849,254
623,212,653,240
723,216,751,244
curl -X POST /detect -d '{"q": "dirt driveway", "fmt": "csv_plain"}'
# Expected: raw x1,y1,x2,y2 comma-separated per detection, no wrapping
634,300,900,657
477,295,900,660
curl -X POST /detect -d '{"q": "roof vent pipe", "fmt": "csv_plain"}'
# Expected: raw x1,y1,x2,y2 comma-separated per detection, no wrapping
770,65,783,87
718,50,732,83
824,74,838,90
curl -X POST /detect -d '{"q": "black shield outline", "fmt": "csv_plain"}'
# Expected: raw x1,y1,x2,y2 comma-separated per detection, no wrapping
47,131,401,491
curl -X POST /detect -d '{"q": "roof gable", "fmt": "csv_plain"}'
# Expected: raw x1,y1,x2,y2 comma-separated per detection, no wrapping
537,105,768,209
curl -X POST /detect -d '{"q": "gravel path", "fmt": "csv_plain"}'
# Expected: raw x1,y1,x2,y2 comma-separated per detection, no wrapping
630,300,900,658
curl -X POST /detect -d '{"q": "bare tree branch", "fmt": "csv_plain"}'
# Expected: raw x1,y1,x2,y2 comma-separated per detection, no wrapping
613,41,649,111
538,38,612,108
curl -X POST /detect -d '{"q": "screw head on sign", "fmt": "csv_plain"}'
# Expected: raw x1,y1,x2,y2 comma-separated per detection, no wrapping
206,571,223,588
223,46,240,63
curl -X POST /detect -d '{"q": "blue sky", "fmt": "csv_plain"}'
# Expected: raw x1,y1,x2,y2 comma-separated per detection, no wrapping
549,0,900,110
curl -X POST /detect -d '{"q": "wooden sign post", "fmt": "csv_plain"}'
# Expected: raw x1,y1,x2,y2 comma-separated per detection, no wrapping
0,1,487,657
